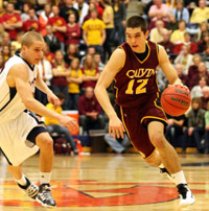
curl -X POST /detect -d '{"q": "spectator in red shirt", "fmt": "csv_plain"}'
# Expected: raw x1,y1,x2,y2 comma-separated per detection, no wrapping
65,13,81,46
2,3,22,40
78,86,106,134
48,5,67,52
23,9,40,32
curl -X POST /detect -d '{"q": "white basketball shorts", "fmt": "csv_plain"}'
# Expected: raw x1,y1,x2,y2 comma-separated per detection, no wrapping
0,111,47,166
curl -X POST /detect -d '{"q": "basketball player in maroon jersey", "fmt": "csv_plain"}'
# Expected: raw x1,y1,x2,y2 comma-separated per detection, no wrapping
95,16,195,206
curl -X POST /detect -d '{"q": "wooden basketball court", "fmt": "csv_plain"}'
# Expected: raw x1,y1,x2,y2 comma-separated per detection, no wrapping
0,152,209,210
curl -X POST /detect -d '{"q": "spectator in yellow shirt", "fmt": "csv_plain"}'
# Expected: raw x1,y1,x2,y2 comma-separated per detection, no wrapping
170,20,187,44
190,0,209,24
67,57,83,110
82,9,106,61
45,93,78,155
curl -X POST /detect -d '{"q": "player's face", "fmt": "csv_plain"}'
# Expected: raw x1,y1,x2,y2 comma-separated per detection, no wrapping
23,41,45,65
126,27,148,52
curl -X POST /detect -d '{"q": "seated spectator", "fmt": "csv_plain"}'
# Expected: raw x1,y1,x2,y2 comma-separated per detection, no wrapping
44,25,61,53
1,44,12,62
165,114,186,152
94,52,105,72
198,32,209,53
183,32,198,54
201,45,209,66
174,45,193,75
78,86,105,134
175,63,188,85
1,32,11,47
80,46,96,66
186,98,206,153
201,86,209,110
191,76,209,99
170,20,187,44
45,93,78,155
159,30,175,58
20,2,31,22
204,101,209,153
149,20,168,43
187,54,202,81
81,54,99,89
67,57,83,110
104,133,131,153
190,0,209,24
64,44,80,66
11,31,24,51
148,0,171,29
169,0,190,30
196,21,208,41
188,62,209,89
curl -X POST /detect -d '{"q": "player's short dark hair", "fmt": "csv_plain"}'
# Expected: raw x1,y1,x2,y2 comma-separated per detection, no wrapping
126,16,147,33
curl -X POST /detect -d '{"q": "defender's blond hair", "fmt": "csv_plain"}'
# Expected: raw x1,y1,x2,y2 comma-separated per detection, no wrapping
21,31,44,47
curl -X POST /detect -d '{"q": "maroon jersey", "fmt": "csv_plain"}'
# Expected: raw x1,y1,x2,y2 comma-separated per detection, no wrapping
114,41,167,158
115,41,160,108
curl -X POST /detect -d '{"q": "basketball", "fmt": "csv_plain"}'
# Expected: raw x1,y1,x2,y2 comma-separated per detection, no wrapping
160,85,191,116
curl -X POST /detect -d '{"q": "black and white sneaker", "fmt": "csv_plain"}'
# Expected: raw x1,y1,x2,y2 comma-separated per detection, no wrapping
177,184,195,206
17,177,39,200
36,183,56,208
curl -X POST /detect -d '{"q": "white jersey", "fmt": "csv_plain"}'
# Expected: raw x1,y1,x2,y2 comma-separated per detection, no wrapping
0,53,38,123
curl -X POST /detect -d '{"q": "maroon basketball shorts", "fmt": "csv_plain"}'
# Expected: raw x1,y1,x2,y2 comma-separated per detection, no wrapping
120,99,167,158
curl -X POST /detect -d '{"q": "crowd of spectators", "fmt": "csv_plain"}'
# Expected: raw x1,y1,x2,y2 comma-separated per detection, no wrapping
0,0,208,154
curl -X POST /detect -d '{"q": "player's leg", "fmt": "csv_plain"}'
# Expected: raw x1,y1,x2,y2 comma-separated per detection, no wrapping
143,149,174,182
35,132,56,207
148,121,195,206
7,165,39,199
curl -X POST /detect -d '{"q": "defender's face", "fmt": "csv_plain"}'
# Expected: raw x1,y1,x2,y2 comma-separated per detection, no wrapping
22,41,45,65
126,27,148,52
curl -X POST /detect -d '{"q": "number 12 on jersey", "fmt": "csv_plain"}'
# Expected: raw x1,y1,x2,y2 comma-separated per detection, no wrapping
125,79,148,94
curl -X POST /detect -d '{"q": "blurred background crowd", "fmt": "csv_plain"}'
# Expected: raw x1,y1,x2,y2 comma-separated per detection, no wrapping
0,0,208,154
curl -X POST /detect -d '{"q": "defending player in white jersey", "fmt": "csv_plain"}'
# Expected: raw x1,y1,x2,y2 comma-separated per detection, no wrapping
0,31,76,208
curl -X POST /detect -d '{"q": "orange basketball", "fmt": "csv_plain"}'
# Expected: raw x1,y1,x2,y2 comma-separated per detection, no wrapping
160,85,191,116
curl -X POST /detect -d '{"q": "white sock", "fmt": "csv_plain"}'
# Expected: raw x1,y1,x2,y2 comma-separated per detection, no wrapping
171,170,187,186
40,172,51,184
16,174,27,186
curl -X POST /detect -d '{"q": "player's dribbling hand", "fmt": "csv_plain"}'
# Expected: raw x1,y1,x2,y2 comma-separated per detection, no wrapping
58,115,79,131
169,84,190,93
109,115,125,139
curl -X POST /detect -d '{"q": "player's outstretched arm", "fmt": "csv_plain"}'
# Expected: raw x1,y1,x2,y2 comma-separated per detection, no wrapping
8,64,77,129
35,69,60,106
94,48,125,138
